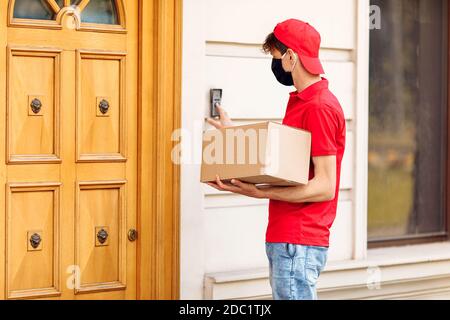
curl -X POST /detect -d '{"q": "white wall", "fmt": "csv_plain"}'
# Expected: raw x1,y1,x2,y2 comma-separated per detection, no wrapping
181,0,362,299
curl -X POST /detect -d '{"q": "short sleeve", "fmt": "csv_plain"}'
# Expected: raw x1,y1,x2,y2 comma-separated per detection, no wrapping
303,107,338,157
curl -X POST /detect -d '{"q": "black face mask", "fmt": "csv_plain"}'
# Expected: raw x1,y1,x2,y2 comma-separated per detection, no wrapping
271,58,294,86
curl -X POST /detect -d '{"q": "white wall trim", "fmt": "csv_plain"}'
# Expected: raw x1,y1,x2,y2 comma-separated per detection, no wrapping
204,263,450,300
205,41,354,62
204,242,450,300
353,0,370,260
180,0,208,300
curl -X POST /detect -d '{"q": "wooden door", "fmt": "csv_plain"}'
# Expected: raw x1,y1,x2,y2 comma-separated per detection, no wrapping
2,0,138,300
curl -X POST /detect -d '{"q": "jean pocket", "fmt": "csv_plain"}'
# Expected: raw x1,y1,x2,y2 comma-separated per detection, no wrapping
306,246,328,277
305,265,321,286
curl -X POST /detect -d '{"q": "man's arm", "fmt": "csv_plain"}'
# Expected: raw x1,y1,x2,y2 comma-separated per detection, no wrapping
263,155,336,202
208,155,337,203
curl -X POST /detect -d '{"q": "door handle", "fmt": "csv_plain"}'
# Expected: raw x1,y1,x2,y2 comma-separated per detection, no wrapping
128,229,137,242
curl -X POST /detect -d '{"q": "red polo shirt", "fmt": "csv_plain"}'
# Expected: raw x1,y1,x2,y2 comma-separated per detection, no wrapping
266,78,346,247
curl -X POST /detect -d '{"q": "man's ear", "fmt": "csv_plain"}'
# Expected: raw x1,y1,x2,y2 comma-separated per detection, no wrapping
287,48,296,61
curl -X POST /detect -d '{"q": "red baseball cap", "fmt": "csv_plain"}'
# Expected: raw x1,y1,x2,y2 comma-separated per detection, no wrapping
273,19,325,75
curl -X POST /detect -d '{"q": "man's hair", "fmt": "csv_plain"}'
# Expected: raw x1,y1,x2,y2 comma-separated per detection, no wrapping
262,32,288,55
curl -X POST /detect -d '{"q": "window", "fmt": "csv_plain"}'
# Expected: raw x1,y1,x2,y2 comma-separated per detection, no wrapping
13,0,56,20
369,0,449,246
79,0,119,25
12,0,120,26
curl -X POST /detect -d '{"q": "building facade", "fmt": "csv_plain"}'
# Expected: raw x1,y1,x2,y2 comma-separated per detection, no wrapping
0,0,449,300
181,0,450,300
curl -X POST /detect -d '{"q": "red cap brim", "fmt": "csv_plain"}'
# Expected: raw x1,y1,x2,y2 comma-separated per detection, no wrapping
299,55,325,75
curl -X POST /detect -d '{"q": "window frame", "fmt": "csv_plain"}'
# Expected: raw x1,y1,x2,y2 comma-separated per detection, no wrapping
368,1,450,249
7,0,126,33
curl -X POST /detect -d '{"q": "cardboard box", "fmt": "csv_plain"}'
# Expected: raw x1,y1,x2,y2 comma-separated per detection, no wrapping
201,121,311,186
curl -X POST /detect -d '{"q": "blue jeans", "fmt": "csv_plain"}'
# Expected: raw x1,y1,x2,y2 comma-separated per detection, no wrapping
265,242,328,300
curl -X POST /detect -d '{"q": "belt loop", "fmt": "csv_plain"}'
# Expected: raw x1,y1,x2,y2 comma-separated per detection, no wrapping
286,243,297,258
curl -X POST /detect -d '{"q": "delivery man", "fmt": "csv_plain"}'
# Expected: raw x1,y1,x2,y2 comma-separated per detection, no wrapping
206,19,346,300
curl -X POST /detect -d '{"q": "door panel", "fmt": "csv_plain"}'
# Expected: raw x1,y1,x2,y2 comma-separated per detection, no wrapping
4,0,138,300
7,48,61,163
6,182,61,299
75,180,126,294
76,50,126,162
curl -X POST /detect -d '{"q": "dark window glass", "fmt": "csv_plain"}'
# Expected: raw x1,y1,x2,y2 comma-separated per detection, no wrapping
80,0,119,25
13,0,56,20
13,0,120,25
369,0,448,241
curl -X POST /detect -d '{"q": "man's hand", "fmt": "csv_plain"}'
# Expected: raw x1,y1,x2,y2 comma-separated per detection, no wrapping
207,175,267,199
205,155,336,203
206,104,234,129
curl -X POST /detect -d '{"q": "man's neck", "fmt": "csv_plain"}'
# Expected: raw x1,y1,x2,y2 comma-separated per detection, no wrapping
295,76,322,93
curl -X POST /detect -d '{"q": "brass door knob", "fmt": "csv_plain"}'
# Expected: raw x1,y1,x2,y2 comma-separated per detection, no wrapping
128,229,137,242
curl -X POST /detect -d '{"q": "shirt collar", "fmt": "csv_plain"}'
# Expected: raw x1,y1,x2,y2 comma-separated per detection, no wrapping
289,77,329,101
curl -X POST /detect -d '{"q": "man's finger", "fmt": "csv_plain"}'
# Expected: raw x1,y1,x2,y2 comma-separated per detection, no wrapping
207,182,219,189
215,104,229,119
207,182,228,192
206,118,221,128
216,176,230,189
231,179,247,189
216,176,241,193
231,179,251,190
